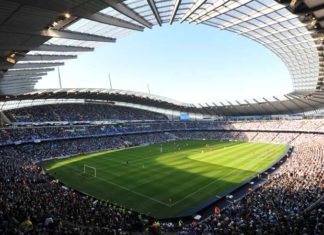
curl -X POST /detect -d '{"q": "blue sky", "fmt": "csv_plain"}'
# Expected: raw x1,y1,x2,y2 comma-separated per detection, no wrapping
36,23,291,104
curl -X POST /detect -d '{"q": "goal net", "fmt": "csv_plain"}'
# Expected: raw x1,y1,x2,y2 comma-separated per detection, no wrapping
83,164,96,177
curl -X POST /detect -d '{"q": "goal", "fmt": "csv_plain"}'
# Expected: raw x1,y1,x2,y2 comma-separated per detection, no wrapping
83,164,97,177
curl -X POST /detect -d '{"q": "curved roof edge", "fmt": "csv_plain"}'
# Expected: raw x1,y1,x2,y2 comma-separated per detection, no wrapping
1,88,323,116
0,0,323,96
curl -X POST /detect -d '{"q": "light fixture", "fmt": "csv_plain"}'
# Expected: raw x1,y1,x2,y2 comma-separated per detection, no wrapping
310,19,317,28
290,0,297,8
6,57,16,64
320,36,324,43
6,53,16,64
64,12,71,19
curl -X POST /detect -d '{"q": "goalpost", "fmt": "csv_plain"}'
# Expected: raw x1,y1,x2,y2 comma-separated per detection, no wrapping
83,164,97,177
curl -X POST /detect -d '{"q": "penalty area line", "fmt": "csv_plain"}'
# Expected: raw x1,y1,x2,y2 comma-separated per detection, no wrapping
170,159,261,207
94,175,173,207
64,165,172,208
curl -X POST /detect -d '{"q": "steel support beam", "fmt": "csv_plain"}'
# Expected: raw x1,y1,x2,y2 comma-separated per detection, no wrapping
1,77,39,83
102,0,153,28
1,77,41,82
1,87,33,93
220,101,233,116
170,0,181,24
0,62,63,70
306,96,324,106
284,95,305,113
263,97,281,113
252,98,269,114
0,85,36,91
226,100,242,114
212,102,225,116
288,94,317,110
19,55,77,61
273,96,294,114
42,29,116,42
0,80,39,87
180,0,206,23
2,74,47,80
244,99,261,114
0,27,116,42
5,68,54,76
147,0,162,26
220,6,285,31
0,86,34,92
0,44,94,52
88,12,144,31
205,102,218,116
10,0,144,31
0,83,36,89
198,103,211,115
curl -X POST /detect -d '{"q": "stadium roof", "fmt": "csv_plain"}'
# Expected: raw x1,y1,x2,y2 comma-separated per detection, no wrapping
1,88,323,116
0,0,324,115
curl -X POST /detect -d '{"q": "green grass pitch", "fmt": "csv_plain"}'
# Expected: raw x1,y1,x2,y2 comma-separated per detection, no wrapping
43,140,286,218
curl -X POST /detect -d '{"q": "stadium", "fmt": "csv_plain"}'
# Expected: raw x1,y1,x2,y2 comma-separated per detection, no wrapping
0,0,323,234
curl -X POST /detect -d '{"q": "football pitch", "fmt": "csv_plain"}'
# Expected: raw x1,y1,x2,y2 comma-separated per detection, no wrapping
43,140,286,218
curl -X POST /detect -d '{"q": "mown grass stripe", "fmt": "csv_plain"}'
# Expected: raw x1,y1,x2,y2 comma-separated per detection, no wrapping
43,140,286,218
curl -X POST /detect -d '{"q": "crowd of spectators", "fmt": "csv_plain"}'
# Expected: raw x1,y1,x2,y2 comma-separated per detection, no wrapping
4,103,168,122
178,142,323,235
0,133,176,234
0,119,323,234
231,119,324,131
0,121,226,145
2,119,324,146
0,157,153,234
0,133,171,163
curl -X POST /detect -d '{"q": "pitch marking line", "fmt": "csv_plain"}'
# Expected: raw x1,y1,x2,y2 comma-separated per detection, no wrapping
92,158,176,178
59,145,280,209
65,165,172,207
95,175,172,207
169,158,262,207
